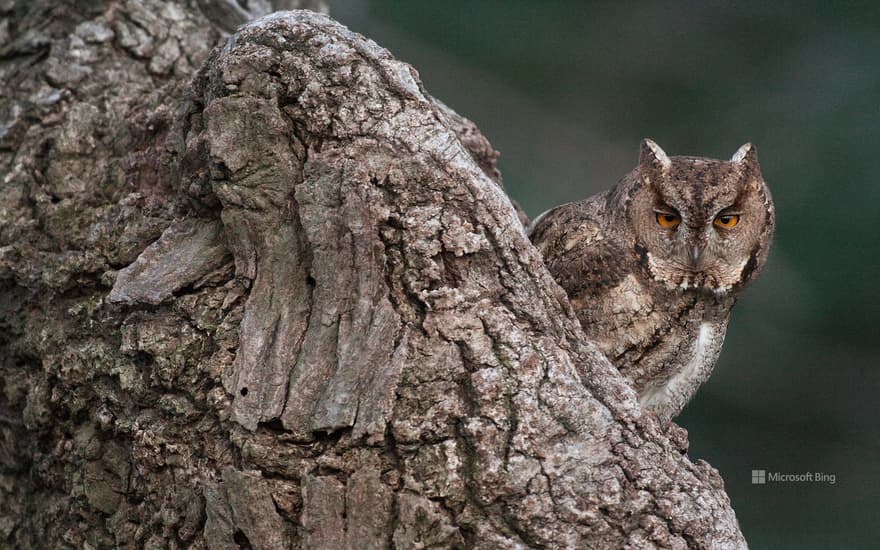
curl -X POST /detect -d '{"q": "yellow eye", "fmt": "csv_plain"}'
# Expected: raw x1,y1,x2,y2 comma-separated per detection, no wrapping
656,212,681,228
714,214,740,229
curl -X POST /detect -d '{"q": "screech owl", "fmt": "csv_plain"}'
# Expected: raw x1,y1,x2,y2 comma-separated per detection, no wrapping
529,139,775,423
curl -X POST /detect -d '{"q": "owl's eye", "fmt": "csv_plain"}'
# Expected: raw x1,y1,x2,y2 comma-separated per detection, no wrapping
655,212,681,228
714,214,740,229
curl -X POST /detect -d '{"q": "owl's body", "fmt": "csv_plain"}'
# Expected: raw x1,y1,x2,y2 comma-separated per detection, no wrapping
529,140,774,423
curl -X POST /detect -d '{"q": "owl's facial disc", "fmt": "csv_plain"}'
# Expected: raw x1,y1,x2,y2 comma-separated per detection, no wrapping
628,141,773,295
642,203,750,293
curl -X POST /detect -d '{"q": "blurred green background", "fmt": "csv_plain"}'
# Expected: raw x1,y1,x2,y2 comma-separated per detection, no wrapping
335,1,879,547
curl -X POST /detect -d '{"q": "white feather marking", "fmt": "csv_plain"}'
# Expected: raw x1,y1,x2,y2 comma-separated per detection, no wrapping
640,322,716,410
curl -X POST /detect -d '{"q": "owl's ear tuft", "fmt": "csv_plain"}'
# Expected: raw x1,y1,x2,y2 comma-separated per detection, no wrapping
730,143,761,178
639,138,671,173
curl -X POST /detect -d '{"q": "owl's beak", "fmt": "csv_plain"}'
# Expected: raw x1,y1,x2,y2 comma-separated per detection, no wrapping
688,245,704,267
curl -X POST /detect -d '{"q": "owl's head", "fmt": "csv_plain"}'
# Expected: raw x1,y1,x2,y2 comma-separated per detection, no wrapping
625,139,775,293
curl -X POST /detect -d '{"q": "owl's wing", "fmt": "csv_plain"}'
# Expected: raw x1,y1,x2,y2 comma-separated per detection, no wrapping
528,193,631,300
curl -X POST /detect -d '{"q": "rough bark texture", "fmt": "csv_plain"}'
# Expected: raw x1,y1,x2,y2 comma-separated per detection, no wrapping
0,3,746,548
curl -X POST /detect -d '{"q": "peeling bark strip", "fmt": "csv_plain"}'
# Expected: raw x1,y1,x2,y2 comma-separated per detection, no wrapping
0,2,744,547
186,11,746,548
108,219,231,305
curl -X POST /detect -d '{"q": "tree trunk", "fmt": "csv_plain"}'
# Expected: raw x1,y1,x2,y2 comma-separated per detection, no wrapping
0,3,746,548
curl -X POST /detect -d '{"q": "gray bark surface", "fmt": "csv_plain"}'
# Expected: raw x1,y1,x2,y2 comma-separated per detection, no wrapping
0,3,746,548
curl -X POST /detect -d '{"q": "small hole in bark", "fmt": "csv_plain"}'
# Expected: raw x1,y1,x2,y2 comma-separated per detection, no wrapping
240,387,248,397
259,418,287,433
306,275,315,287
233,529,252,548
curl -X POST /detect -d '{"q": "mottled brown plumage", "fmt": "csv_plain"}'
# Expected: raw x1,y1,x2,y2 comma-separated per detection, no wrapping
529,139,775,423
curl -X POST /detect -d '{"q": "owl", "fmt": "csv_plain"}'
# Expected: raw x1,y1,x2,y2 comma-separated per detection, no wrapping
529,139,775,423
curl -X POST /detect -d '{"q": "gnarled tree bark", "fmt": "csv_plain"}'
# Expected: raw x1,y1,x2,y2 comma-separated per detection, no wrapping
0,3,746,548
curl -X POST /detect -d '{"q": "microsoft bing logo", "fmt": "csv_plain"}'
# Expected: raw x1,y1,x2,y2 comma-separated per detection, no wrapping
750,468,836,485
